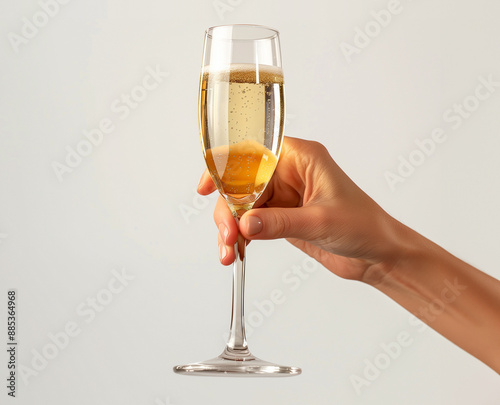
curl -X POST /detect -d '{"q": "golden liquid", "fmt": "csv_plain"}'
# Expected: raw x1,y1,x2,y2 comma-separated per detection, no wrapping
199,64,284,207
205,140,278,199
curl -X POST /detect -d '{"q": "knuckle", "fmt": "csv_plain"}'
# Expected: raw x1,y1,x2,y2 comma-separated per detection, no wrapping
299,140,331,163
309,140,329,156
273,210,291,237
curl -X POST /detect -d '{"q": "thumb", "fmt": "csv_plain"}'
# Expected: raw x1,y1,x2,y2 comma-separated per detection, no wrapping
240,206,325,241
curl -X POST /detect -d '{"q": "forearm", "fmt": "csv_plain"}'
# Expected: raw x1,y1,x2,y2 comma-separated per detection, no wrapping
367,224,500,373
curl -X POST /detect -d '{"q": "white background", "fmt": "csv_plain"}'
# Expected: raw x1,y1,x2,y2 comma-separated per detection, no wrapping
1,0,500,404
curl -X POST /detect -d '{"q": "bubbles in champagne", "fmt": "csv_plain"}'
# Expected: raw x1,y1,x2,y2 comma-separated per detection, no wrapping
200,64,284,205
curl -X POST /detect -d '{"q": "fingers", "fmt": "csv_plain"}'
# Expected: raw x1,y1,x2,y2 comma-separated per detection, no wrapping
214,197,238,245
214,196,238,265
239,205,327,242
197,170,234,264
197,170,217,195
218,228,235,265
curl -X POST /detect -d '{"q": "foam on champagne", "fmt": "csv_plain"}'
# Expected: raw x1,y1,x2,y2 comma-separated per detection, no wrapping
202,64,284,84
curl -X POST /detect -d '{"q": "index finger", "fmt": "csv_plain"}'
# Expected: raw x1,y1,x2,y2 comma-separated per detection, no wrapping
197,169,217,195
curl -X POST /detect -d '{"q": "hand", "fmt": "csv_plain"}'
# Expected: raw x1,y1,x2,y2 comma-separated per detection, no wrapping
197,136,407,284
198,136,500,373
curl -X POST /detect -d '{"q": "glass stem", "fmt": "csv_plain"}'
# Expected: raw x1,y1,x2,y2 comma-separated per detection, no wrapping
222,209,255,361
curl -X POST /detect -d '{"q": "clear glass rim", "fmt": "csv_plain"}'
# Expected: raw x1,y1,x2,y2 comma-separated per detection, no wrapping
205,24,279,41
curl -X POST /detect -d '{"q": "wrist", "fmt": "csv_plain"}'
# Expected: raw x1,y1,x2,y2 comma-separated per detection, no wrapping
361,217,429,288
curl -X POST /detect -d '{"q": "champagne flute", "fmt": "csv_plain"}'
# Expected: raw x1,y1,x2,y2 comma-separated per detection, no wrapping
173,25,301,376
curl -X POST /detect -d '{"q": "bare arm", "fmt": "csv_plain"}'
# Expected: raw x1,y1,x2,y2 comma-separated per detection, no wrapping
367,224,500,372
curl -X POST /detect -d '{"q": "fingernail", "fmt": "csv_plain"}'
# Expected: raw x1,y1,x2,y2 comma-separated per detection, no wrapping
219,243,227,261
219,223,229,244
245,216,263,236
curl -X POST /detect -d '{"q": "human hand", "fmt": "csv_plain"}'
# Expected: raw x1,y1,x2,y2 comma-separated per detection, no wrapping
198,136,500,372
197,136,409,284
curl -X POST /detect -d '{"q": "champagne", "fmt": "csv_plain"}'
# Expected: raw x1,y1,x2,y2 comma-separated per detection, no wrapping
204,140,278,198
200,64,284,208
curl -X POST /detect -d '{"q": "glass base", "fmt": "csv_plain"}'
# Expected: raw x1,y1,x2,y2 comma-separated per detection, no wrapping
174,349,301,377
